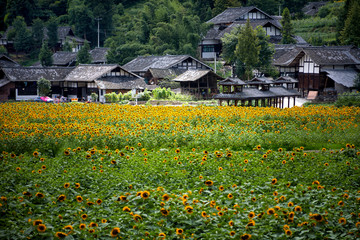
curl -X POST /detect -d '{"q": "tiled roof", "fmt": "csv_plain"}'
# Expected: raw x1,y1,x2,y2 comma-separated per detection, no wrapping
52,51,77,66
303,46,360,65
218,77,246,85
2,67,74,81
213,87,300,100
122,55,211,73
323,69,358,88
146,68,185,79
173,70,223,82
207,6,273,25
0,54,20,67
90,48,109,63
95,77,146,90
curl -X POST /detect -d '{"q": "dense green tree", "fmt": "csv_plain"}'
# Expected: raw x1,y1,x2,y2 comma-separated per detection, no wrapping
37,77,51,96
255,26,277,77
5,0,36,25
39,41,53,66
12,16,32,54
0,0,7,31
77,41,91,64
281,8,296,44
282,0,308,16
340,1,360,47
62,41,72,52
354,73,360,92
213,0,241,17
336,0,354,42
68,0,94,40
221,26,241,64
235,19,260,80
32,18,44,49
47,17,58,50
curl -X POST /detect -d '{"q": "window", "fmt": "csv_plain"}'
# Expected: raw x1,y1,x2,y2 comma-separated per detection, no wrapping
202,45,214,52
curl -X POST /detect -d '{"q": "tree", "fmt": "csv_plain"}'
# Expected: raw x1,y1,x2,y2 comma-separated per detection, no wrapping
32,18,44,49
235,19,260,80
247,0,283,15
255,26,277,77
354,73,360,92
340,1,360,47
281,8,296,44
47,17,58,51
68,0,94,41
39,41,53,66
336,0,354,43
37,77,51,96
213,0,241,17
62,41,72,52
77,41,92,64
12,16,32,54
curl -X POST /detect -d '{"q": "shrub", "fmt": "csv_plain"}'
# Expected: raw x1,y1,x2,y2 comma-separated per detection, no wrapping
37,78,51,96
152,87,174,100
137,89,151,101
90,92,98,102
335,92,360,107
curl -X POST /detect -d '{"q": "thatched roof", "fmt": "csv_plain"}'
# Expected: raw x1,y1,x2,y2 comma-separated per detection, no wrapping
218,77,246,85
2,67,74,82
95,77,146,90
173,70,223,82
52,51,77,66
213,87,300,100
145,68,185,80
207,6,273,25
64,64,119,82
324,69,358,88
302,2,328,16
122,55,212,73
90,48,109,64
0,54,20,67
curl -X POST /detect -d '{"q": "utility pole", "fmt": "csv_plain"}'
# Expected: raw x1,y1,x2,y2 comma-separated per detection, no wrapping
95,17,102,48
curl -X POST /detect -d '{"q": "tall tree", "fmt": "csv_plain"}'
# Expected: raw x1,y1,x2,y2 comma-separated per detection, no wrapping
39,41,53,66
77,41,92,64
5,0,36,25
32,18,44,49
235,19,260,80
255,26,277,77
336,0,354,42
12,16,32,54
213,0,241,17
280,7,296,44
68,0,94,41
47,17,58,51
340,1,360,47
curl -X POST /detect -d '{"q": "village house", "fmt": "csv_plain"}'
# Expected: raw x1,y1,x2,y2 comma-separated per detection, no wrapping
122,55,212,78
51,47,109,67
302,1,329,16
1,26,86,53
0,60,145,102
200,6,306,61
213,76,300,108
273,45,360,98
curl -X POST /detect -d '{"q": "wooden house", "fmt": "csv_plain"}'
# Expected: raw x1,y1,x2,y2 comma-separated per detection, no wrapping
143,68,185,85
213,77,300,108
172,70,223,99
200,6,284,60
302,2,328,16
63,64,145,102
89,48,109,64
122,55,212,77
1,26,86,53
273,45,360,97
51,48,109,67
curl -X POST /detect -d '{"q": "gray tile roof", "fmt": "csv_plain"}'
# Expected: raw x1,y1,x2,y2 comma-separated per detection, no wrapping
64,64,119,82
207,6,273,25
2,67,74,81
302,2,328,16
95,77,146,90
218,77,246,85
323,69,358,88
248,77,274,84
303,46,360,65
173,70,223,82
90,48,109,63
274,76,298,84
0,79,11,88
146,68,185,79
122,55,211,73
0,54,20,67
52,51,77,66
213,87,300,100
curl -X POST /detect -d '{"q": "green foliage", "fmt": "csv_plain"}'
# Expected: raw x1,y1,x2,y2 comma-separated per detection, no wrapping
62,41,72,52
335,92,360,107
0,46,8,55
47,17,58,50
247,0,283,15
281,8,296,44
12,16,32,54
37,77,51,96
158,79,181,89
354,73,360,91
68,0,94,40
39,40,53,66
137,89,151,101
212,0,241,17
235,19,260,80
152,87,174,100
90,92,98,102
340,1,360,47
76,41,91,64
31,18,44,50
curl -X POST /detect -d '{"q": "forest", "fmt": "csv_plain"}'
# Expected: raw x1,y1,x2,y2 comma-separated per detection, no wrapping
0,0,358,65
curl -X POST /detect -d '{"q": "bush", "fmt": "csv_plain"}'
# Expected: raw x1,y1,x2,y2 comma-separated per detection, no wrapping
91,92,98,102
137,89,151,101
104,93,111,103
158,80,181,89
110,92,119,103
37,78,51,96
335,92,360,107
152,87,174,100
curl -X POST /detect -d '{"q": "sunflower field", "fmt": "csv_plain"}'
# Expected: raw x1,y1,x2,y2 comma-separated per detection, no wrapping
0,102,359,239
